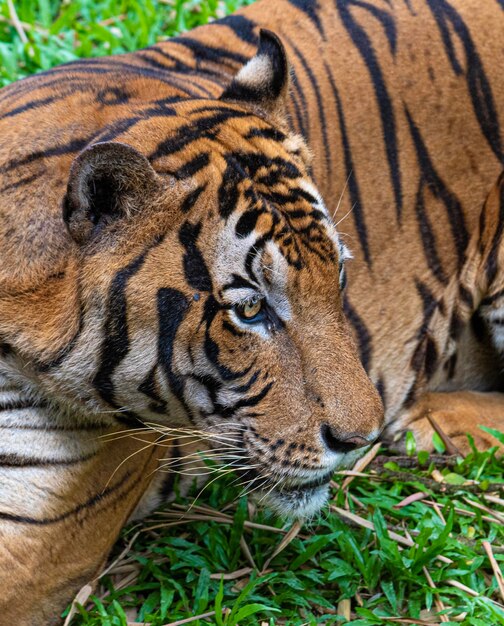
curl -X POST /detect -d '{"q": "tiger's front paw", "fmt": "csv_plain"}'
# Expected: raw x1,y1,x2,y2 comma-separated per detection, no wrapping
383,391,504,455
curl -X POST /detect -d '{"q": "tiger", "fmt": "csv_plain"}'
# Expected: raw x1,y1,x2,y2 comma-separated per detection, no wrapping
1,0,504,622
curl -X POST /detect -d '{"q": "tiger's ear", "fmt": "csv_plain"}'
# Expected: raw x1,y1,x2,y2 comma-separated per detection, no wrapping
220,29,289,126
63,142,159,244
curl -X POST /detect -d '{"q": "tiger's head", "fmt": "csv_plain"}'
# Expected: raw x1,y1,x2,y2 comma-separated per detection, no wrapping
3,31,383,517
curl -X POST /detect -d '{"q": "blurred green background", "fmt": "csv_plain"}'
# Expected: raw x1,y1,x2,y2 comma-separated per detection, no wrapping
0,0,252,86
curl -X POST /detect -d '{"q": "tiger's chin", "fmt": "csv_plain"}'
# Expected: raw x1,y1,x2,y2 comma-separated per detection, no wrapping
260,482,331,519
250,468,334,519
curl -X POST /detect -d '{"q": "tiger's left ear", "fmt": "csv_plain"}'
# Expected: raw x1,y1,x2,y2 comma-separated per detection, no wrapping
220,29,289,127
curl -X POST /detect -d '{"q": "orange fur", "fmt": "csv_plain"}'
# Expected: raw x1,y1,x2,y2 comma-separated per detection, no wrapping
1,0,504,622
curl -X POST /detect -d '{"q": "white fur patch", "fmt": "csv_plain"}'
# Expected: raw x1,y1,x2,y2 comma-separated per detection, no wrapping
482,304,504,352
0,375,102,519
299,180,352,269
262,483,330,519
234,54,273,91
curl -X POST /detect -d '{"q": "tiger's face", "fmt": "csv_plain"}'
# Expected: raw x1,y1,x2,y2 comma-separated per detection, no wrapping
50,31,384,517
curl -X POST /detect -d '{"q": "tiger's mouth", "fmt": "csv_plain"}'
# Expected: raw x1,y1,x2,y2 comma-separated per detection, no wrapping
231,445,371,519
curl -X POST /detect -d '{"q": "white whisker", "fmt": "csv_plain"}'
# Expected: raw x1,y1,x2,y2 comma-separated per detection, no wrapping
104,435,164,491
335,202,357,228
333,171,352,216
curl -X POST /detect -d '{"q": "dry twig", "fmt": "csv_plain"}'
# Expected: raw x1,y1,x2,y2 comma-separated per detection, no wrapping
6,0,28,44
482,540,504,603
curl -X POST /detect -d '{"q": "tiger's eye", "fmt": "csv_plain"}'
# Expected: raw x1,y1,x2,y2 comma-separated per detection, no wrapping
242,300,262,319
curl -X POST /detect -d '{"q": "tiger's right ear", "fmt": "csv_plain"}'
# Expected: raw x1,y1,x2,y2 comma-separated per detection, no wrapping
220,29,289,127
63,142,159,244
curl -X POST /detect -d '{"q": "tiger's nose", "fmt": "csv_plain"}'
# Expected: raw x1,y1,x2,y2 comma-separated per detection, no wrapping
320,423,373,454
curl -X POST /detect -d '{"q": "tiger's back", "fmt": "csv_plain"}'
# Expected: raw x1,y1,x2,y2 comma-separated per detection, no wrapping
2,0,504,407
1,0,504,623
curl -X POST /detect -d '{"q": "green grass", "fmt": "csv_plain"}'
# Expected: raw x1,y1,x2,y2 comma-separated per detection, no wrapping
0,0,252,86
65,439,504,626
1,2,504,625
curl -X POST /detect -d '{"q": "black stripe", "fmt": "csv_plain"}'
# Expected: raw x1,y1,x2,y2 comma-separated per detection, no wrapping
202,295,254,381
244,238,264,283
215,381,273,418
0,469,132,525
93,234,165,407
375,377,386,404
216,15,258,45
190,372,221,409
218,154,246,219
350,0,397,55
230,370,260,394
138,365,167,414
31,58,203,91
413,178,449,286
449,310,464,340
0,422,104,432
223,274,259,292
228,151,301,180
94,116,146,143
144,47,228,88
181,185,206,214
458,283,474,309
286,37,330,179
326,63,371,266
160,438,181,499
403,0,416,15
0,83,97,110
246,127,286,142
134,52,210,98
405,107,468,272
0,94,58,119
478,198,487,255
95,106,176,145
287,83,308,139
0,172,45,193
414,278,438,336
0,400,47,411
179,221,213,292
343,296,372,372
97,86,130,105
236,208,265,238
0,446,156,525
336,0,402,220
427,0,503,163
287,0,325,38
173,153,211,179
114,412,145,428
149,110,252,161
37,284,85,371
0,451,97,467
481,287,504,306
0,75,91,103
402,381,417,408
289,66,310,141
485,180,504,285
172,36,248,68
1,137,90,174
157,288,190,404
411,334,438,380
222,319,246,337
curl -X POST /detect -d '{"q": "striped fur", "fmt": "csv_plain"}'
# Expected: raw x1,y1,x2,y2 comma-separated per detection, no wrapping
1,0,504,622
